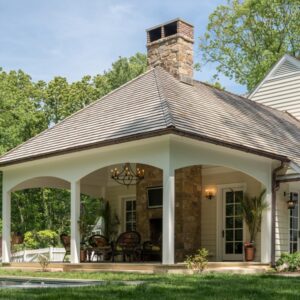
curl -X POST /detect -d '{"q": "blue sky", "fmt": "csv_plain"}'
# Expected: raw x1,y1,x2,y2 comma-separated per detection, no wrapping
0,0,246,94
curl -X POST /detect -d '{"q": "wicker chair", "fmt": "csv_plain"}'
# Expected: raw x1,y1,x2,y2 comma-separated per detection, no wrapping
112,231,141,262
60,234,70,262
142,241,162,262
88,234,112,262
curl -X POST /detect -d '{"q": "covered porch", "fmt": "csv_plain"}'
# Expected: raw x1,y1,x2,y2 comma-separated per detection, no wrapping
1,135,274,266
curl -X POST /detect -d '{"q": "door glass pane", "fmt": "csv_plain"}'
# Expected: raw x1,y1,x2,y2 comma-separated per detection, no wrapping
235,217,243,228
226,217,234,228
226,192,234,204
226,205,234,216
235,229,243,241
226,230,234,241
235,204,243,216
235,242,243,254
226,242,234,254
235,191,243,204
126,201,132,210
224,190,244,257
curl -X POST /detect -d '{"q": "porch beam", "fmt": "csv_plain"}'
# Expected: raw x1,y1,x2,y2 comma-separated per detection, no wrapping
2,190,11,263
70,180,81,264
162,168,175,265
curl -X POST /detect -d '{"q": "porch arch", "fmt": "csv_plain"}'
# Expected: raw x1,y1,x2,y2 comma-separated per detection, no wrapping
11,176,70,192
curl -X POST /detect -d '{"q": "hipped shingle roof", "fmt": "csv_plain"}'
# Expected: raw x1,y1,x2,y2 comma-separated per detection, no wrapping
1,67,300,167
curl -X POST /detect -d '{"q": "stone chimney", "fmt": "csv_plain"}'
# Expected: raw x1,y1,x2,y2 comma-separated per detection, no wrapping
146,18,194,83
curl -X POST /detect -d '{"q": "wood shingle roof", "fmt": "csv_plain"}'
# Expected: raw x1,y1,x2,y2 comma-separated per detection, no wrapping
1,67,300,167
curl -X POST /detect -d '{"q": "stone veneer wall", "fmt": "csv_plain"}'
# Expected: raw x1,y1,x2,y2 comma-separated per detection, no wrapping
136,164,163,242
136,164,202,262
175,166,202,262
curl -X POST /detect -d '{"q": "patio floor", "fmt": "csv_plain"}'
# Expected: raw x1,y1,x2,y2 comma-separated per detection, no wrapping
2,262,272,274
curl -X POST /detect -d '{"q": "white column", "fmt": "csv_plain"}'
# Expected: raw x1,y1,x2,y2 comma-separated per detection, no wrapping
70,180,81,264
2,190,11,263
261,183,272,264
162,168,175,265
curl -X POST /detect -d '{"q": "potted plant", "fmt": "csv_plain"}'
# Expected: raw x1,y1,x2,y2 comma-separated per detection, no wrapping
239,189,268,261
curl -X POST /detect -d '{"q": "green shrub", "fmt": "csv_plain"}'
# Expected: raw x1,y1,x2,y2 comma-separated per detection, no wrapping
185,248,209,273
24,230,59,249
276,252,300,272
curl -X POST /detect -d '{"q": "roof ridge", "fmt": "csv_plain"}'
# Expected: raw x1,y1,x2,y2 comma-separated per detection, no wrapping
153,67,175,128
0,68,155,161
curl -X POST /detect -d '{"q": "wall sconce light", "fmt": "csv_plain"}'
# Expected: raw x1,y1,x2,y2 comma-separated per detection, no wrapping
205,188,216,200
287,192,298,210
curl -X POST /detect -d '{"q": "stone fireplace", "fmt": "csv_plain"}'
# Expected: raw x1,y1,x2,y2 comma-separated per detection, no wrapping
136,164,202,262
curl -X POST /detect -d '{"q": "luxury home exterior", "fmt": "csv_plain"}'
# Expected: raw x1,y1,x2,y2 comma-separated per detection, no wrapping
1,19,300,267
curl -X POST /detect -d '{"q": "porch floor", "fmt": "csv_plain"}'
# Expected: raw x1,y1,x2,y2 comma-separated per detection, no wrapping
2,262,272,274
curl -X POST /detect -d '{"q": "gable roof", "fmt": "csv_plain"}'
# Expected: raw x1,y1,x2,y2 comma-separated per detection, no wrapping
249,54,300,98
1,67,300,167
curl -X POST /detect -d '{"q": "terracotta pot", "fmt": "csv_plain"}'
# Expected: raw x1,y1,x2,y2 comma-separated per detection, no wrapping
80,250,87,262
244,244,256,261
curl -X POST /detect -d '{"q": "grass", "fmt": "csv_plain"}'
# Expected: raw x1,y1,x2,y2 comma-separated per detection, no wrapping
0,269,299,299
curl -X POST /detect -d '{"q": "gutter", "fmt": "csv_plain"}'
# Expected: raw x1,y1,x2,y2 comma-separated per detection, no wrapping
0,128,290,168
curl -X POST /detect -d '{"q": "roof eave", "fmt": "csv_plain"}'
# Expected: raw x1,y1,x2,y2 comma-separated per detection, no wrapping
0,127,290,168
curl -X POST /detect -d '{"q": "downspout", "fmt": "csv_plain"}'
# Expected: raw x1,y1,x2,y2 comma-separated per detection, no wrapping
271,161,286,267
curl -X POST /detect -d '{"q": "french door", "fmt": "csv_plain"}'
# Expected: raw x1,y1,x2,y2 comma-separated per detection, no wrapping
222,188,244,261
289,192,299,253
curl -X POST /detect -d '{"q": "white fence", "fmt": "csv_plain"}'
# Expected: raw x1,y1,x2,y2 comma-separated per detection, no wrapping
9,247,66,263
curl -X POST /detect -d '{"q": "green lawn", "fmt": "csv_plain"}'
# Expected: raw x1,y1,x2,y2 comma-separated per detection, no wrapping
0,269,299,300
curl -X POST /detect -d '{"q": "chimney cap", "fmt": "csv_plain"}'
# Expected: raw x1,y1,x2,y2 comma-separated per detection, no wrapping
145,18,193,32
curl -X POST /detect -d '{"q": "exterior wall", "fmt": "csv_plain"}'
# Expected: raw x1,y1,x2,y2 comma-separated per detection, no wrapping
249,73,300,120
201,169,262,262
175,166,202,262
106,184,136,236
275,182,300,260
275,183,289,260
136,164,163,242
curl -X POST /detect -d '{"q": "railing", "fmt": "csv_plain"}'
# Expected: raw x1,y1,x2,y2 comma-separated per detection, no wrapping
8,247,66,262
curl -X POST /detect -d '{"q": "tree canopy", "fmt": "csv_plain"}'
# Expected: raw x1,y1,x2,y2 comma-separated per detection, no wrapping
0,53,147,237
199,0,300,91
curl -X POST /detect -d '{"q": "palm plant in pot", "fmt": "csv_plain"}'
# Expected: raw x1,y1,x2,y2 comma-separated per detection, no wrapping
239,189,268,261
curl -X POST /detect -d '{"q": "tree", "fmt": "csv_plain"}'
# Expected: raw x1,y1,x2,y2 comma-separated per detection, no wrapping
0,52,147,240
45,53,147,125
0,69,47,155
199,0,300,91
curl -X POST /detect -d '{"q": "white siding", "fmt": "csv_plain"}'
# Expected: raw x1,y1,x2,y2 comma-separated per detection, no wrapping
275,183,300,260
249,60,300,120
201,169,262,262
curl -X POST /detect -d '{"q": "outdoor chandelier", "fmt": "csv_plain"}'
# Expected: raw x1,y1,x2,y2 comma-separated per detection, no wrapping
111,163,145,187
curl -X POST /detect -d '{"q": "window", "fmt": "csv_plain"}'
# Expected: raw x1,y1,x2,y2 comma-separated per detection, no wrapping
289,192,299,253
147,186,163,208
124,199,136,231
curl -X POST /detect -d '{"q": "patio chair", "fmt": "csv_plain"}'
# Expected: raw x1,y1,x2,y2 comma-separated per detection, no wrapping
141,240,162,262
112,231,141,262
60,234,70,262
88,234,112,262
